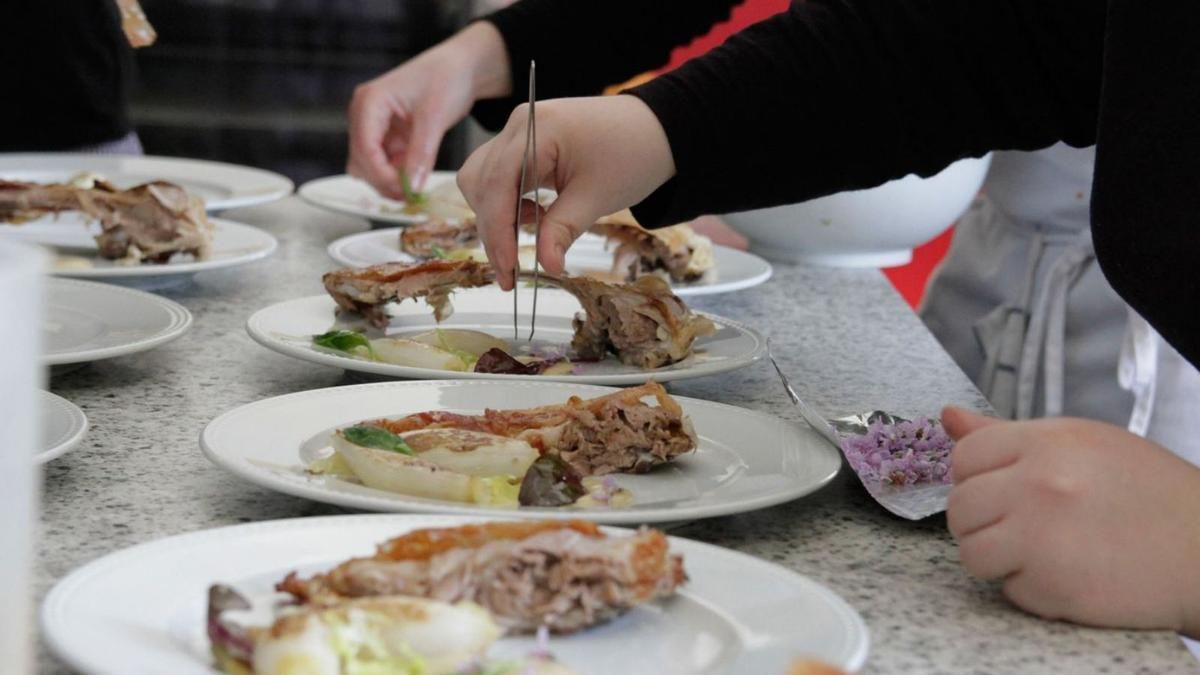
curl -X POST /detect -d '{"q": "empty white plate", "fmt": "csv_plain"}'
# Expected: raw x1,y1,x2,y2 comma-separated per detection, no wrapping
42,514,869,674
37,391,88,464
326,227,773,297
0,153,293,211
0,216,277,283
246,286,766,385
200,380,842,524
299,171,462,225
44,279,192,365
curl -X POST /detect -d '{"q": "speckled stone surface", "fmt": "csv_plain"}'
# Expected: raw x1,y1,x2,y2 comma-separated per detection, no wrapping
35,198,1193,674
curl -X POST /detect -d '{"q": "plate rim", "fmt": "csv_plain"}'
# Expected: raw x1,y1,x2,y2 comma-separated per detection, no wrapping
44,217,278,279
0,153,294,212
325,227,774,298
298,172,458,225
244,293,767,385
36,390,88,464
41,513,870,675
43,278,193,365
198,379,842,524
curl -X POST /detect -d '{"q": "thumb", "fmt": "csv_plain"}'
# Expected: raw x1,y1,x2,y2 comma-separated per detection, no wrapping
402,104,450,192
941,405,1003,440
536,188,606,276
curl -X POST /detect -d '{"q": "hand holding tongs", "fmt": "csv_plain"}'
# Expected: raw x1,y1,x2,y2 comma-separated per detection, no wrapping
513,60,541,341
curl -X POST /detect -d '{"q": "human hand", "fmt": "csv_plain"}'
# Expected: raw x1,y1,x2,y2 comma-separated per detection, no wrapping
347,22,511,199
944,406,1200,636
457,95,675,289
690,215,750,251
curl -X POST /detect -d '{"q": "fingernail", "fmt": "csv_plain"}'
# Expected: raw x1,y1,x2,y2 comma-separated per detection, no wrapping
409,166,428,192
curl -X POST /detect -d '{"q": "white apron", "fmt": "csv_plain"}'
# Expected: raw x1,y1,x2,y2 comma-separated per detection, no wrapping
919,143,1200,465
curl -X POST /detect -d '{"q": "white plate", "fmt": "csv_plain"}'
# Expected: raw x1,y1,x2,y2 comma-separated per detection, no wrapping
326,227,773,297
246,287,765,385
44,279,192,365
37,391,88,464
200,380,841,524
42,514,870,674
0,153,293,211
0,216,277,282
299,172,461,224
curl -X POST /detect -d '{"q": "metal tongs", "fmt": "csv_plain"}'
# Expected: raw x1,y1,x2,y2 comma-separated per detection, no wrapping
765,339,843,449
513,60,540,341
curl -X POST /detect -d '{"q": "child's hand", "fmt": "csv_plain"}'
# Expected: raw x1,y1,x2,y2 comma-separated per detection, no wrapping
945,407,1200,636
457,95,675,289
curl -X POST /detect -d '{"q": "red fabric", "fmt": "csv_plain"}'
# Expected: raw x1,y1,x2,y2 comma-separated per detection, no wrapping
662,0,950,308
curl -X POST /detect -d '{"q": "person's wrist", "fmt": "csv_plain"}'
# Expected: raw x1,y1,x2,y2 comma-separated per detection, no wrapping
617,94,677,188
443,21,511,100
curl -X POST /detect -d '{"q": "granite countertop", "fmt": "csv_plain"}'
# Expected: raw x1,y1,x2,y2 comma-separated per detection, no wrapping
36,197,1193,673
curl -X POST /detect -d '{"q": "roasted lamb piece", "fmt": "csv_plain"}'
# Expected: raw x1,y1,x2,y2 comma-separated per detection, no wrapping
364,381,697,475
322,259,715,368
553,273,715,369
399,215,479,258
277,520,686,634
0,178,212,263
591,210,715,283
322,259,493,326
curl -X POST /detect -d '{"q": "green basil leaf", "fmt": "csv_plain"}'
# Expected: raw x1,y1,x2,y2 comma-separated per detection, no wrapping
429,245,448,259
313,330,370,353
341,425,415,456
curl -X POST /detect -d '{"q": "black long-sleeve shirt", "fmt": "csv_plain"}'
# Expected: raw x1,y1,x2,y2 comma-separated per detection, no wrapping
480,0,1199,369
1,1,134,150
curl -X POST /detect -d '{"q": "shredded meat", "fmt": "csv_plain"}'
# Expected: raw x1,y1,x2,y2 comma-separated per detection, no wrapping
554,274,715,369
591,210,714,283
321,259,493,327
277,521,686,634
0,178,212,263
399,216,479,258
367,381,697,475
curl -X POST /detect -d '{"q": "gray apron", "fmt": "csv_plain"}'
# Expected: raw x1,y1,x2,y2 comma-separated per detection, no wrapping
919,144,1200,465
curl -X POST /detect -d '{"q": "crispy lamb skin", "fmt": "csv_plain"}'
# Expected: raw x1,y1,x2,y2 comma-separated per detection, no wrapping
366,381,697,475
277,520,686,634
321,259,493,327
0,179,212,263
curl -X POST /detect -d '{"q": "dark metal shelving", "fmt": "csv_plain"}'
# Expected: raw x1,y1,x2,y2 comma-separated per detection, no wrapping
131,0,472,185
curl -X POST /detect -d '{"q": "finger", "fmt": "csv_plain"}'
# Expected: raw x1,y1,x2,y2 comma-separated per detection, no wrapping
946,465,1017,539
536,188,604,276
942,405,1004,440
949,424,1022,483
348,87,408,199
402,99,452,192
957,519,1024,580
459,138,519,290
1000,571,1070,623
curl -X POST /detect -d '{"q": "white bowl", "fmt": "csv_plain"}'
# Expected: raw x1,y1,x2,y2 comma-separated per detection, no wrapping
722,155,991,267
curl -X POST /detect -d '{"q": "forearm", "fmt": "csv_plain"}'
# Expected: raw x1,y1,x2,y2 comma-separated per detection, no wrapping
473,0,742,129
626,0,1105,225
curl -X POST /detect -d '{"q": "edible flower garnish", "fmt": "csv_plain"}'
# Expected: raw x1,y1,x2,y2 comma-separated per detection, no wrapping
841,417,952,487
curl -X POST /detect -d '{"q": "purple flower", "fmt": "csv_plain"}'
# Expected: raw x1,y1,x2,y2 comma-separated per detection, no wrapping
840,417,954,487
